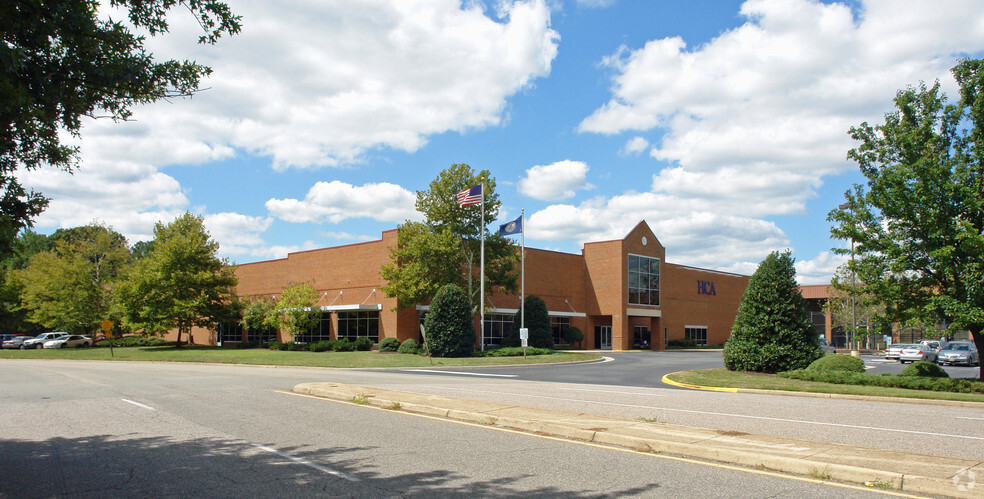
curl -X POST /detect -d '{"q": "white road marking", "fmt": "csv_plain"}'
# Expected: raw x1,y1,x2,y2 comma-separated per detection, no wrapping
956,416,984,421
424,386,984,441
121,399,155,411
252,444,360,482
404,369,518,378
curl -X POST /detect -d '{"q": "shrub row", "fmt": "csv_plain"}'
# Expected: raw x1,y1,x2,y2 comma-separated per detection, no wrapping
780,361,984,394
96,336,171,347
475,346,554,357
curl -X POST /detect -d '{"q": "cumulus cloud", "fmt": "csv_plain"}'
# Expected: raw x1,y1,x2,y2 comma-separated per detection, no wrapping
112,0,560,170
266,181,419,224
623,136,649,155
518,160,594,200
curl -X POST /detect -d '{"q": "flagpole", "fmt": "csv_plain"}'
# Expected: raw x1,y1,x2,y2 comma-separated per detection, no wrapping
520,208,525,331
480,181,486,352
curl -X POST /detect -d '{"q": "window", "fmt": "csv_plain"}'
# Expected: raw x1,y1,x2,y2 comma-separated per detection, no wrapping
483,313,513,346
551,316,570,345
633,326,650,348
303,312,332,343
685,326,707,346
628,254,660,306
337,311,379,343
246,325,276,344
217,321,241,344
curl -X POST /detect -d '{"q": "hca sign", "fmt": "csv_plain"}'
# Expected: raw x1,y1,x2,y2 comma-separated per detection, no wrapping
697,280,716,296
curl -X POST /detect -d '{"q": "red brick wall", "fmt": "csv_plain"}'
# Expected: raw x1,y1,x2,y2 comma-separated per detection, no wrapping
661,264,748,346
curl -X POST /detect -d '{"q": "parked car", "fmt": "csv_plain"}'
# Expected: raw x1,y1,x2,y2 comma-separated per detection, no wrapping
937,342,980,366
21,332,69,349
42,335,92,349
917,340,943,352
818,336,836,354
898,344,938,363
885,343,909,360
1,335,29,349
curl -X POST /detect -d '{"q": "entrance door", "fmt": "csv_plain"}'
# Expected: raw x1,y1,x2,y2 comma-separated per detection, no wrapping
595,325,612,350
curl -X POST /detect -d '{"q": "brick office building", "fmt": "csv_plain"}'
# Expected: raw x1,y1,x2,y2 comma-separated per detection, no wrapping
184,221,749,350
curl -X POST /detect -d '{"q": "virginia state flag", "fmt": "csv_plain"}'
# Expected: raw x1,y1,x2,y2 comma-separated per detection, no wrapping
498,216,523,236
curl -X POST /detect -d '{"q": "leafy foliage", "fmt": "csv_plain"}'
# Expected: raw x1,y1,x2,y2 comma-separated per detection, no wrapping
723,251,824,373
828,59,984,378
477,347,554,357
380,164,518,311
0,0,240,253
398,338,422,354
15,223,131,333
378,337,401,352
565,326,584,347
899,361,949,378
502,295,553,349
780,370,982,394
805,354,866,373
270,282,321,342
423,284,475,357
114,212,237,346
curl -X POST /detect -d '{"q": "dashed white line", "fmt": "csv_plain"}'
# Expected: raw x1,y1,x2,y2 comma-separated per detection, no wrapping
121,399,155,411
252,444,360,482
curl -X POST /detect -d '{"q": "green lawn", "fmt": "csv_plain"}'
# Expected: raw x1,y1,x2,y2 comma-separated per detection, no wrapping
667,368,984,403
0,345,600,368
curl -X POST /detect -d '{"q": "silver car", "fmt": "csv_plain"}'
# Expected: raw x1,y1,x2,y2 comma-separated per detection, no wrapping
885,343,909,360
898,344,938,364
937,342,979,366
22,332,69,349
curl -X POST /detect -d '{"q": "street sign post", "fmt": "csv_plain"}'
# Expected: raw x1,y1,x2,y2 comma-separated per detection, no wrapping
520,328,528,357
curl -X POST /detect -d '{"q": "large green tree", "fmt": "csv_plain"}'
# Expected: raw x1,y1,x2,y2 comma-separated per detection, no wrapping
423,283,475,357
502,295,553,349
723,251,823,373
381,164,519,312
0,0,241,254
14,222,131,334
266,282,321,343
115,212,237,346
829,59,984,379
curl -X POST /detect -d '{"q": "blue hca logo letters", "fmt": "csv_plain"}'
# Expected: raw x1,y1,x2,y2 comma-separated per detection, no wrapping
697,280,716,296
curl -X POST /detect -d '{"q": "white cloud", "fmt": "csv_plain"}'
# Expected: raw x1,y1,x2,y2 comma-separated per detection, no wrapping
266,181,419,224
114,0,560,170
623,136,649,155
518,160,594,200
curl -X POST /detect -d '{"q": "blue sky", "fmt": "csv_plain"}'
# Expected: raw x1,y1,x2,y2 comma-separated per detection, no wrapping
19,0,984,283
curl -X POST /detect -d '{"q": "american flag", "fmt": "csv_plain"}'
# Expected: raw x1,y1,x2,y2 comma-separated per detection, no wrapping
456,184,482,207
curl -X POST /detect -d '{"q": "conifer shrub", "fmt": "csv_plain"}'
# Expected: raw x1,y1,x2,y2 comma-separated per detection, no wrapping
805,354,865,373
723,251,824,373
424,283,475,357
378,337,400,352
502,295,553,349
900,361,949,378
398,338,422,355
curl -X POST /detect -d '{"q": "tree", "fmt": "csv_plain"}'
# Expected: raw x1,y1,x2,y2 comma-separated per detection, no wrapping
828,59,984,379
381,163,518,312
115,212,237,346
824,264,889,347
0,0,241,254
266,282,321,343
723,251,824,373
423,283,475,357
14,223,131,334
502,295,553,349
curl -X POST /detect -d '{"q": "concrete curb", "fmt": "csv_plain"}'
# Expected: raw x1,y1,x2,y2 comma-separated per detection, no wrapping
293,382,984,498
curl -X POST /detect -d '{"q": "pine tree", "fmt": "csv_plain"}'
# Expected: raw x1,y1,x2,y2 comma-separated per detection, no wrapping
723,251,823,372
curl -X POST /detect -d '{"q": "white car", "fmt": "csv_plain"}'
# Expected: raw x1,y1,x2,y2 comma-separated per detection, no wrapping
22,332,69,349
898,344,938,363
42,335,92,349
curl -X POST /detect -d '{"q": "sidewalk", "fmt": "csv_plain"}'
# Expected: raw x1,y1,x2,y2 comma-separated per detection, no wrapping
293,381,982,498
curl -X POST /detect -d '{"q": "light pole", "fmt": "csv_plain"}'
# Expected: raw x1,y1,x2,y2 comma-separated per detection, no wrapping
838,202,857,350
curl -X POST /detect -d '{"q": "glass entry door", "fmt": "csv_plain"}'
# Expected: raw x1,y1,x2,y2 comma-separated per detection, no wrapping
595,325,612,350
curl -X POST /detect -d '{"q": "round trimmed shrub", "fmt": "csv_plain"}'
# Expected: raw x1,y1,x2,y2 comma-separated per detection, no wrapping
378,337,400,352
333,339,356,352
398,338,421,354
502,295,554,349
805,354,865,373
424,283,475,357
309,340,333,352
900,361,949,378
354,337,373,351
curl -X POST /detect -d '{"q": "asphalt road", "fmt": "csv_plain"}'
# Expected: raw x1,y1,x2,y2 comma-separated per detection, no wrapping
0,360,899,498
